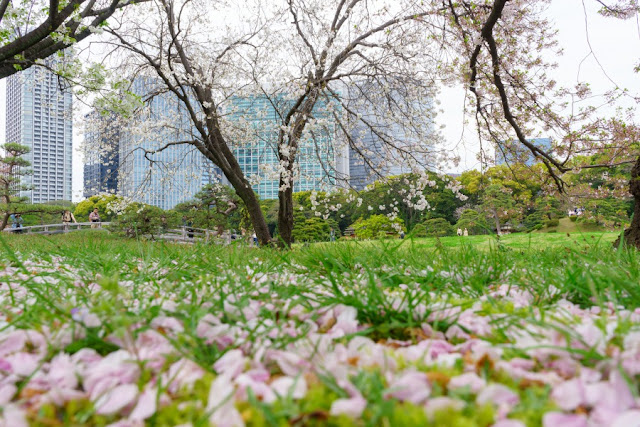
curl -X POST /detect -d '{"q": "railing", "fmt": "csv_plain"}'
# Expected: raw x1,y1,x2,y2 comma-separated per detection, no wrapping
2,222,112,235
3,222,249,246
157,227,236,244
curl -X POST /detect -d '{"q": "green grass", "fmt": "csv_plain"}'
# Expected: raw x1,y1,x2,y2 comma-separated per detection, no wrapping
0,230,638,426
535,217,609,234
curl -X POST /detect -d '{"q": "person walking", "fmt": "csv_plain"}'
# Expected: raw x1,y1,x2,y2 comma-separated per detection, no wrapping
457,228,462,236
89,208,101,228
463,228,468,237
330,228,336,242
182,216,194,239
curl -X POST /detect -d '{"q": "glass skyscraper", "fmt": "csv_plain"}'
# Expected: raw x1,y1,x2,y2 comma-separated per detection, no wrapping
118,77,215,210
228,95,348,200
495,138,552,166
83,111,119,198
117,82,347,207
347,82,434,191
6,66,73,202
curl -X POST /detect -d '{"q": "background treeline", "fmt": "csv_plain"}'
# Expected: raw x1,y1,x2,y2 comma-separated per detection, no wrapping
3,160,632,241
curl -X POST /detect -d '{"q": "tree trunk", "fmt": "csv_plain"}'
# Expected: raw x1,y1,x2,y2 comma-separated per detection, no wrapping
615,155,640,249
235,185,271,246
492,206,502,235
198,128,272,247
0,212,9,231
277,184,294,248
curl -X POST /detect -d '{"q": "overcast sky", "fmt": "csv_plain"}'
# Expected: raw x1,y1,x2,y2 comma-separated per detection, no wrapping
0,0,638,202
438,0,640,174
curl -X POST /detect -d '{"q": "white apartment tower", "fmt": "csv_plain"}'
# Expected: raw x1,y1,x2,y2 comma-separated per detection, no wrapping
6,66,73,203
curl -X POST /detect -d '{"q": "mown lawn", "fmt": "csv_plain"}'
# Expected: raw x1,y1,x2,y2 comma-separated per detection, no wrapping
0,230,637,426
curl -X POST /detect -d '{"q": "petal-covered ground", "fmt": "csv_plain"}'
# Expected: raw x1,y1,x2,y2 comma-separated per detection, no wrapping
0,234,639,426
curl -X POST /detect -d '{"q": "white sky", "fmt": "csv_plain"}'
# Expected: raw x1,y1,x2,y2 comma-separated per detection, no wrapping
0,0,638,202
438,0,640,174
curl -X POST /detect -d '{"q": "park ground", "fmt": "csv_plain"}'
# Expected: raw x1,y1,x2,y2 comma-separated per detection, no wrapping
0,230,639,427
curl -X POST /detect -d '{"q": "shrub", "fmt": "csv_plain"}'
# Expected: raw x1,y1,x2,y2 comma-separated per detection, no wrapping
422,218,453,237
569,216,578,222
350,215,405,240
74,195,122,222
523,212,544,231
410,223,427,237
292,217,332,242
109,203,165,238
545,219,559,227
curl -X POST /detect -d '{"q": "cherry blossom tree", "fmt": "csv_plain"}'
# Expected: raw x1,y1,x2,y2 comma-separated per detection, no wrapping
443,0,640,247
96,0,444,246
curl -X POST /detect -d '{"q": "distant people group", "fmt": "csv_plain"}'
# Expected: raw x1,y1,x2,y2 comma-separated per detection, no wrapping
457,228,469,236
6,209,104,234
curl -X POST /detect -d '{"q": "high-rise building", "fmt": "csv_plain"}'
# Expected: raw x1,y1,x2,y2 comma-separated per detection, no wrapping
6,65,73,203
346,80,434,190
494,138,552,166
118,81,347,207
83,111,119,198
228,95,348,200
118,77,215,210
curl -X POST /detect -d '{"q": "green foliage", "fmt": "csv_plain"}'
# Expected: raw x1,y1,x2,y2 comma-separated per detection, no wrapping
545,219,559,227
455,209,490,235
292,215,334,242
422,217,454,237
109,203,166,238
74,195,121,222
170,184,244,231
350,214,405,239
0,143,32,227
570,216,578,222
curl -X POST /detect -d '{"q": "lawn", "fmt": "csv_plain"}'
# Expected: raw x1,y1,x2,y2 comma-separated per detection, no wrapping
0,231,638,426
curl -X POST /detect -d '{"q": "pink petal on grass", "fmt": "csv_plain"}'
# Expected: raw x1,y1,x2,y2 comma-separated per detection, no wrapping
0,331,26,356
207,375,243,427
271,376,307,400
265,350,311,376
130,387,158,421
448,372,486,394
384,371,431,404
612,410,640,427
94,384,139,415
476,384,519,407
330,395,367,418
214,350,246,378
0,404,28,427
551,379,586,410
0,383,16,405
48,354,78,390
165,358,205,394
542,412,587,427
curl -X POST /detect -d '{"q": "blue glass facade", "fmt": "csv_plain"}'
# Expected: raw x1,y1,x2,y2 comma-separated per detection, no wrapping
228,95,342,200
118,78,215,210
83,111,119,198
495,138,552,166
